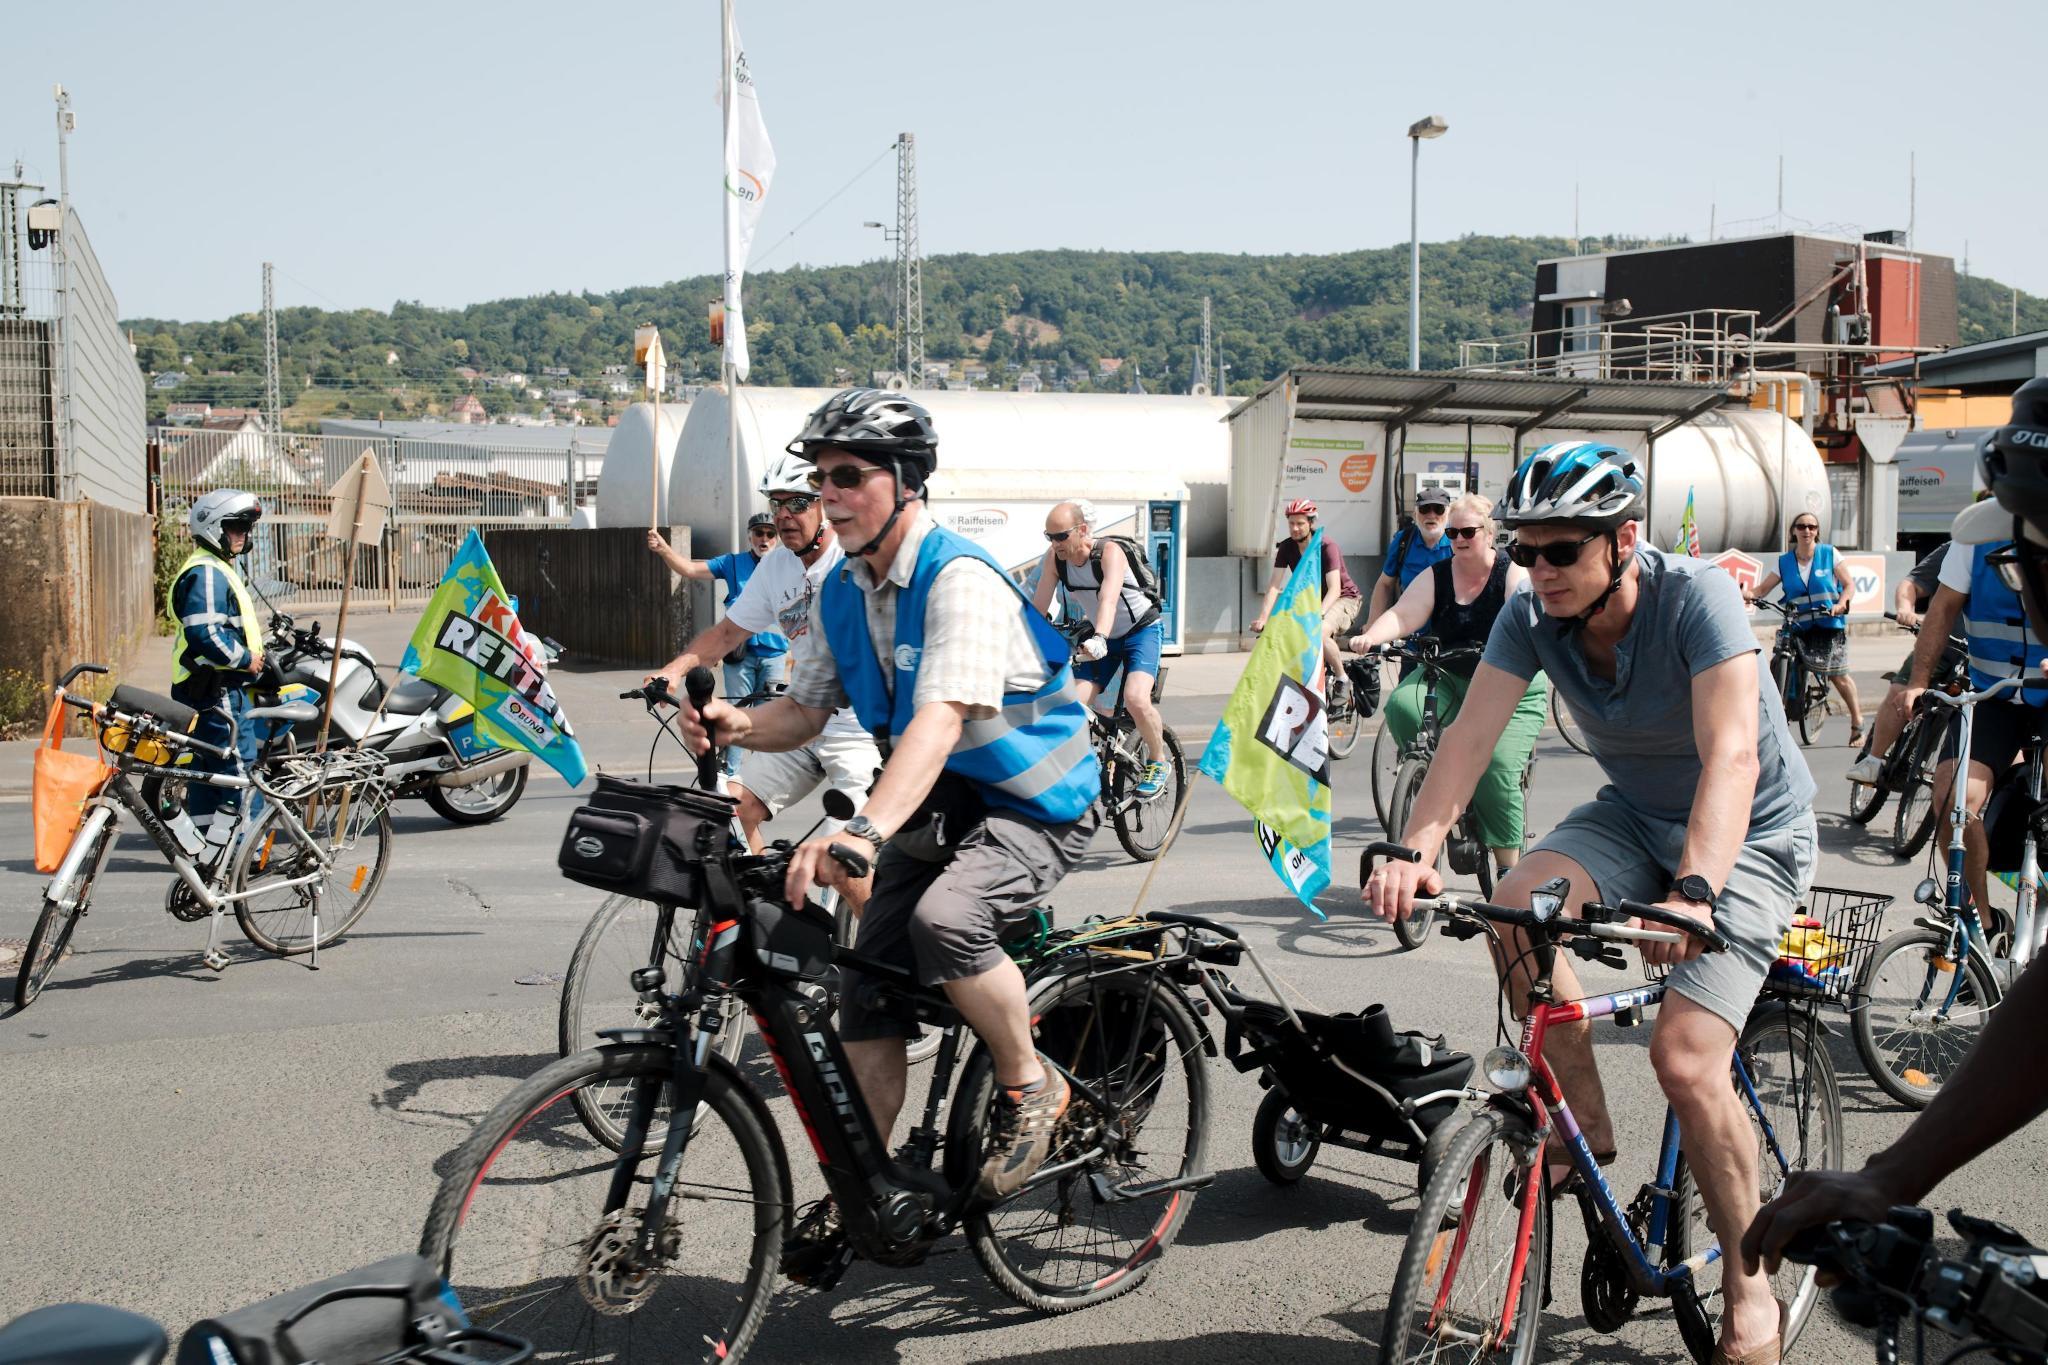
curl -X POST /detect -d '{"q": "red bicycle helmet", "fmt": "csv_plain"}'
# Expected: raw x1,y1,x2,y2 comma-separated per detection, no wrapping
1285,498,1318,519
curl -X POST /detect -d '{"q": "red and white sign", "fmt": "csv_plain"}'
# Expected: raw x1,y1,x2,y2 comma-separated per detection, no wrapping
1841,553,1887,616
1708,548,1763,599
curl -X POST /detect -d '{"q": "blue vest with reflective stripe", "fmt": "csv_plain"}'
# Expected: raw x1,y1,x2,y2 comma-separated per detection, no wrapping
821,525,1099,823
1778,545,1840,632
1962,541,2048,705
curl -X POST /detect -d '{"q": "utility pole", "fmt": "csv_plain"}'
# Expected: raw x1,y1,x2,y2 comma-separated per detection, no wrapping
1195,294,1214,393
262,261,282,433
1908,150,1916,249
53,85,76,501
1776,154,1784,232
894,133,925,389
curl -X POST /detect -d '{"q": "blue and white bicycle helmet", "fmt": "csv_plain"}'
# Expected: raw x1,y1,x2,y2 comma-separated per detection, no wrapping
1500,441,1646,628
1498,441,1645,530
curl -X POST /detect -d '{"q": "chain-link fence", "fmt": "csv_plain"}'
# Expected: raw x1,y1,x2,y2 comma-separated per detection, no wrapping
157,429,576,610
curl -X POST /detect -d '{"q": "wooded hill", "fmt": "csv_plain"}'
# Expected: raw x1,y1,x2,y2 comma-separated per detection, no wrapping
124,236,2048,429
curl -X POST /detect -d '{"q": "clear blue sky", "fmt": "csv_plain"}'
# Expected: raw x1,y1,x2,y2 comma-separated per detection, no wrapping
11,0,2044,323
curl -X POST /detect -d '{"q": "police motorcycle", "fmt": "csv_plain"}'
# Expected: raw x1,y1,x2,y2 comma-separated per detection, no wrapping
146,612,557,828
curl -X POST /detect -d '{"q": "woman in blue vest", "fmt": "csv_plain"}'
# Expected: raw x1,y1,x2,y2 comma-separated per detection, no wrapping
673,388,1102,1266
1746,514,1865,744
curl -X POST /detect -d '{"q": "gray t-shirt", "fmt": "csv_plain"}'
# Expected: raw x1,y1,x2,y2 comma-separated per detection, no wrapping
1482,545,1816,833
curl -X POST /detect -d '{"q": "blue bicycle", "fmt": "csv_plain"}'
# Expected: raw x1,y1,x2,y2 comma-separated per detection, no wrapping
1369,843,1843,1364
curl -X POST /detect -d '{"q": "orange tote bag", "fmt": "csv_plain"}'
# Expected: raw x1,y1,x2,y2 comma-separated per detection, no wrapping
32,696,111,872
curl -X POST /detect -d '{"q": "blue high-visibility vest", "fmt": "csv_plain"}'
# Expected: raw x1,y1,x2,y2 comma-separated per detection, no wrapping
821,525,1099,823
1962,540,2048,705
1778,545,1841,633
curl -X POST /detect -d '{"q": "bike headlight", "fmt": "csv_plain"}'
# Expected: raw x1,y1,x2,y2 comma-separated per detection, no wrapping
1913,877,1941,908
1482,1046,1533,1093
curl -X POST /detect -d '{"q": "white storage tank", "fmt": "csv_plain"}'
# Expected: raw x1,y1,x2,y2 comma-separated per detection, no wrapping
593,401,688,528
669,385,1235,559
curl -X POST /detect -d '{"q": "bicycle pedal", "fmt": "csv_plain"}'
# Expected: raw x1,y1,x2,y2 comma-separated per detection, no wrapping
201,950,230,972
780,1239,854,1292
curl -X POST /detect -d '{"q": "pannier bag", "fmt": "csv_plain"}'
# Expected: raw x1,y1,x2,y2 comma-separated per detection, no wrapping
558,774,737,904
32,696,111,873
1228,1000,1474,1143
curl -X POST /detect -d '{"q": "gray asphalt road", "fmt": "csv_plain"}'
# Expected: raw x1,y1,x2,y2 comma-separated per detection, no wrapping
3,645,2040,1363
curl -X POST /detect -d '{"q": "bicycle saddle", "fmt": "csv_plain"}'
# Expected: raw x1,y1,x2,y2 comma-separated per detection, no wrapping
110,686,196,733
381,675,441,716
0,1303,167,1365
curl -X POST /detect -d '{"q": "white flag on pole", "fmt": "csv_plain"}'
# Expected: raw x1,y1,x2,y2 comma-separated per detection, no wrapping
721,4,774,382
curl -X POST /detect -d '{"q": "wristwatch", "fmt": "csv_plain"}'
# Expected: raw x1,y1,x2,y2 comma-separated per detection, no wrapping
1671,874,1719,911
841,815,886,852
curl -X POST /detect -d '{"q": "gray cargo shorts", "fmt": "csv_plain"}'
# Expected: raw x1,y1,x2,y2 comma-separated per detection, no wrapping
1536,790,1817,1032
837,804,1102,1043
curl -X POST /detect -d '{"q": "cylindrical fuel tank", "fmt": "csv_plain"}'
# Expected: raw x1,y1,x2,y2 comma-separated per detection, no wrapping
592,401,688,529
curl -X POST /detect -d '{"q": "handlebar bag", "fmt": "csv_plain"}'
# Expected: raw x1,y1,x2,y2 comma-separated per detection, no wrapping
557,774,737,904
32,697,111,873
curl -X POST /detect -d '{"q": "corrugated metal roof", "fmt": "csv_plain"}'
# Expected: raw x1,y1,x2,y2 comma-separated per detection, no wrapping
1226,366,1737,432
1865,328,2048,380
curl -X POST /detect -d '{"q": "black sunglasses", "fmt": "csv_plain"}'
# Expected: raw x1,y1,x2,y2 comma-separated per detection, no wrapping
1045,528,1076,543
1444,526,1483,541
820,464,891,490
769,494,818,514
1507,530,1603,568
1791,522,1819,533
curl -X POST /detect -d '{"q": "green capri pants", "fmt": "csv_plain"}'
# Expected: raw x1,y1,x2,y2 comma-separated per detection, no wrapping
1383,668,1549,851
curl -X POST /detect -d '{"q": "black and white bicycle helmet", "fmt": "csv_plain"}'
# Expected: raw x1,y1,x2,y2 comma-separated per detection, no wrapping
1498,441,1645,530
788,388,940,556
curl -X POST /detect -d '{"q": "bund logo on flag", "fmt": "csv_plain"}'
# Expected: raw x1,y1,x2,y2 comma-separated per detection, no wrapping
1256,676,1330,785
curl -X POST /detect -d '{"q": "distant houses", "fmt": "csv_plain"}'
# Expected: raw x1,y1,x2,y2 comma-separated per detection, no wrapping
448,394,487,424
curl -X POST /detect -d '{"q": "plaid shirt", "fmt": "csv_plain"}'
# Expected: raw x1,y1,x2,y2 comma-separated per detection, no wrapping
787,507,1049,724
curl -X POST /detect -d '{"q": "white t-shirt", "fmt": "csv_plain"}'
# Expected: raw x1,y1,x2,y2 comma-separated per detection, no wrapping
1938,540,1978,595
727,539,869,738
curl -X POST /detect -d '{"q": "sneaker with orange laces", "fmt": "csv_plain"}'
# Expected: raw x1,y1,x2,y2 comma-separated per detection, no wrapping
976,1062,1070,1201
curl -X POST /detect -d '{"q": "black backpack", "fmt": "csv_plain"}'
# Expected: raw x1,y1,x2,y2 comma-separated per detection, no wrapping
1059,534,1163,620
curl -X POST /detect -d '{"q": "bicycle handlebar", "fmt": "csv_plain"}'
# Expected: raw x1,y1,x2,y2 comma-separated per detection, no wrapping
1922,675,2027,709
1367,640,1485,667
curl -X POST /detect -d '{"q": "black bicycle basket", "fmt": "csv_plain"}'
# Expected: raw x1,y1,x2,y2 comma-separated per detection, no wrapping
557,774,737,904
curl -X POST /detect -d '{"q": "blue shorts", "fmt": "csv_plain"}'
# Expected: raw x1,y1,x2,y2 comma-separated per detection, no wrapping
1075,620,1162,693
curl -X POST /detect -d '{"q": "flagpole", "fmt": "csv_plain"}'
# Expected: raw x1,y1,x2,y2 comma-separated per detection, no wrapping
721,0,741,563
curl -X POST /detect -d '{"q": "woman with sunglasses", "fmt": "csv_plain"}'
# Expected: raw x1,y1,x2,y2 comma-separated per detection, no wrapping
1364,441,1818,1365
1347,493,1547,877
1743,515,1865,746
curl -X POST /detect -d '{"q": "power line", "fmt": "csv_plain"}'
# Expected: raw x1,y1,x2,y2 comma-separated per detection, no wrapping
751,142,896,270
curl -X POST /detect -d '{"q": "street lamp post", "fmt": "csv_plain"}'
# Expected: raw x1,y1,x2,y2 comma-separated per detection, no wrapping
1407,115,1448,370
864,219,904,379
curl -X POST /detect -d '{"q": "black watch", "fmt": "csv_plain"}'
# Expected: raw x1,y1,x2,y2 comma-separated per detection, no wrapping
841,815,886,852
1671,874,1719,910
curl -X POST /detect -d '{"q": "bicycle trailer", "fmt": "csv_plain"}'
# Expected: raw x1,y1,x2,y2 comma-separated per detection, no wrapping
1218,992,1473,1190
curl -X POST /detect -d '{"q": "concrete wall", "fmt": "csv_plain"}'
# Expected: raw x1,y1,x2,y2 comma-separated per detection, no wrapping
0,497,155,688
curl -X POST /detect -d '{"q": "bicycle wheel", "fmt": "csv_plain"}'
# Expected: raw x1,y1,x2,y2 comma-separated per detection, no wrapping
423,763,528,825
1328,698,1363,760
1890,723,1943,859
1111,726,1186,863
14,810,115,1009
1550,688,1591,756
1370,722,1401,832
1669,1005,1841,1354
1388,760,1442,952
1251,1087,1322,1185
955,965,1209,1311
1380,1108,1548,1365
420,1044,789,1364
1797,674,1832,747
1853,926,2001,1108
233,791,393,955
559,895,751,1147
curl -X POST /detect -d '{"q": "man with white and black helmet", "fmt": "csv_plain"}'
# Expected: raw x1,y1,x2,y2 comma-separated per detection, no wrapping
1364,441,1817,1365
648,452,881,870
671,388,1101,1279
169,489,268,862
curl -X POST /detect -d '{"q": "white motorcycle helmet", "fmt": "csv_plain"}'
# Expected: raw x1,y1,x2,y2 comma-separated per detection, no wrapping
189,488,263,557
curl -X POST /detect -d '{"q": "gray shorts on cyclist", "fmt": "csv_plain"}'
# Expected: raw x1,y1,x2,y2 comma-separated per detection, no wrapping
1535,791,1816,1033
837,805,1102,1043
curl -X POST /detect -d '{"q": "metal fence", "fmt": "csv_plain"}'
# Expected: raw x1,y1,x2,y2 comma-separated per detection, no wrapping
0,174,60,498
157,429,577,609
0,178,148,509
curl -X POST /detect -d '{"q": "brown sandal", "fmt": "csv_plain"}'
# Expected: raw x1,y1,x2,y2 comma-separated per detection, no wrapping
1710,1339,1780,1365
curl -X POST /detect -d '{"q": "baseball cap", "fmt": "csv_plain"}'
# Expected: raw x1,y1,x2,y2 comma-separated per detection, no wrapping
1416,487,1451,509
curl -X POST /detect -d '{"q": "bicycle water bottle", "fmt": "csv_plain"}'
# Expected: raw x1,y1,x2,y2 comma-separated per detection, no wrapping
165,808,206,858
201,809,238,865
